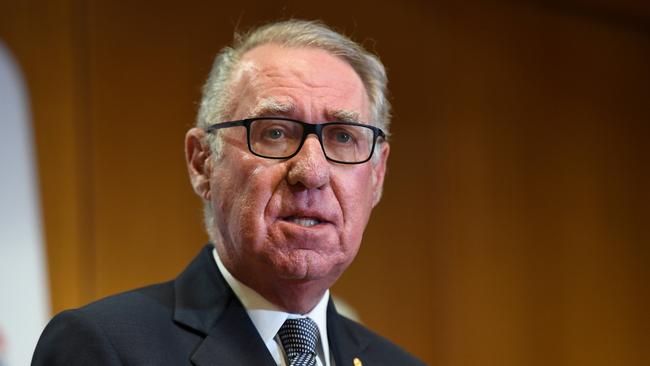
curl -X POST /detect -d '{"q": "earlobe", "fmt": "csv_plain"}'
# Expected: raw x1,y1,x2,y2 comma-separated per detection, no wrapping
185,128,212,201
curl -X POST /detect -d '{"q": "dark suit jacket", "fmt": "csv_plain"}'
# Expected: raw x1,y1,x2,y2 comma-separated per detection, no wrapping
32,244,425,365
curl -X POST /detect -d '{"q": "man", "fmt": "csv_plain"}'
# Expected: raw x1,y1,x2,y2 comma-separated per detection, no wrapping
32,20,425,365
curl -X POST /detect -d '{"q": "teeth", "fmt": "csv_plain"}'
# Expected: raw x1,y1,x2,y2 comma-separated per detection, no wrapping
289,217,321,227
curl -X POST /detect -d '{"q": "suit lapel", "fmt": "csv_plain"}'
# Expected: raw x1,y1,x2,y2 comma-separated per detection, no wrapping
327,300,369,366
190,296,276,366
172,244,276,366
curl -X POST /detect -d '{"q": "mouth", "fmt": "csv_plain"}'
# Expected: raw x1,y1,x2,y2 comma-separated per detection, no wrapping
281,216,326,228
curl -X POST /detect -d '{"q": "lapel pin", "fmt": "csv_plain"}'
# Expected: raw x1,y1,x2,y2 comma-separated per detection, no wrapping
353,357,362,366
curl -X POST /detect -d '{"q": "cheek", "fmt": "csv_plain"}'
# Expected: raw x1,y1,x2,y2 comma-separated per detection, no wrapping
337,168,376,245
211,156,285,252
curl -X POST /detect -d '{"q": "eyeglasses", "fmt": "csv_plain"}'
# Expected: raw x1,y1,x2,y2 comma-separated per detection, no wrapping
205,117,386,164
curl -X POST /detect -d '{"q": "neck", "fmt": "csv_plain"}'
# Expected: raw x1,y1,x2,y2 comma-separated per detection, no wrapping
214,247,334,314
229,263,333,314
255,279,330,314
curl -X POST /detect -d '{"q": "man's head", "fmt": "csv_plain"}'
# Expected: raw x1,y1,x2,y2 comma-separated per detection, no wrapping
185,20,390,313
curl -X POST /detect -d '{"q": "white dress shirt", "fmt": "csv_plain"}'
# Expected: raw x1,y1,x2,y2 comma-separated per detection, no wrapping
213,249,333,366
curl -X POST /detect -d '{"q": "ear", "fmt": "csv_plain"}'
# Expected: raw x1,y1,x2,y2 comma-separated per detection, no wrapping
371,142,390,207
185,127,212,201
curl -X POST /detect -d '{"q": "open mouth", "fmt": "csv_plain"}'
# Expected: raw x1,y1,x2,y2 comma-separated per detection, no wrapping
282,216,324,227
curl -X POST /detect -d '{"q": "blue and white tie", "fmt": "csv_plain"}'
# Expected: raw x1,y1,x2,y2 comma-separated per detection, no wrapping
278,317,319,366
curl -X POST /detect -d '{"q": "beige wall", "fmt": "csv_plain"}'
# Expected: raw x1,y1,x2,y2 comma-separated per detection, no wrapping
1,1,648,364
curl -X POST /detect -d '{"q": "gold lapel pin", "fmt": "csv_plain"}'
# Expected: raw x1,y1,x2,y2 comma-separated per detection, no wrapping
353,357,362,366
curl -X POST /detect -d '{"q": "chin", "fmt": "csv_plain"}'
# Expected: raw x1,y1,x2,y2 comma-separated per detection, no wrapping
271,250,345,283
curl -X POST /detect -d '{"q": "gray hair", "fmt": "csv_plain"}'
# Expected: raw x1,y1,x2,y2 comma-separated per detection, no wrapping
196,19,391,137
196,20,391,241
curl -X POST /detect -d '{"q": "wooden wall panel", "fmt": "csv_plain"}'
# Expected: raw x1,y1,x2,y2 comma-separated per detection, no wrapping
1,0,648,364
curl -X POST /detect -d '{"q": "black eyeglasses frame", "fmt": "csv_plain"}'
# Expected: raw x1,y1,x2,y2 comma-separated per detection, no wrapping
204,117,386,164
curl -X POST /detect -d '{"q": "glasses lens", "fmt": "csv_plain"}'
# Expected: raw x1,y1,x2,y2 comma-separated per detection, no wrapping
249,119,303,158
322,123,375,163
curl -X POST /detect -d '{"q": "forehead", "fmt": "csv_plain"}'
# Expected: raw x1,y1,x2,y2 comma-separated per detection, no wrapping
228,44,370,121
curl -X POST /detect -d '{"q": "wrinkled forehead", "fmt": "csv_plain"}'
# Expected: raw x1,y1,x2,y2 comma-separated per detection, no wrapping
248,96,362,123
228,44,371,122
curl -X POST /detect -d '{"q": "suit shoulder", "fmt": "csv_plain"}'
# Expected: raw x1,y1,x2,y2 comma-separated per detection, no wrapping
77,280,175,324
32,309,123,365
338,316,427,365
32,281,182,365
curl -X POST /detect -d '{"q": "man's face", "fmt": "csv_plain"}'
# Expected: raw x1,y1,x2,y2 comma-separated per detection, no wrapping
189,44,389,299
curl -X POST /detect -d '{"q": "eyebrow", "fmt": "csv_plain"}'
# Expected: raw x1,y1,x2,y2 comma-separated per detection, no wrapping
249,98,295,117
329,109,361,123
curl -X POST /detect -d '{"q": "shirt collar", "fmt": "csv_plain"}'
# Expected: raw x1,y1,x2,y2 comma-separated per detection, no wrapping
213,248,331,363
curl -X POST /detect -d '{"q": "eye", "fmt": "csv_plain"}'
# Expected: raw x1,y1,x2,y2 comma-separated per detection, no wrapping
326,126,359,146
265,128,284,140
334,131,352,143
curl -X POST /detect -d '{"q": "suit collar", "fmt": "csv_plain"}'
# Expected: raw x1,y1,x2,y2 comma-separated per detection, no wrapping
173,244,228,334
190,294,276,366
173,244,276,366
327,299,370,366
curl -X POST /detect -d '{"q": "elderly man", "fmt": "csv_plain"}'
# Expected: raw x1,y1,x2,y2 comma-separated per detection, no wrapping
33,20,425,365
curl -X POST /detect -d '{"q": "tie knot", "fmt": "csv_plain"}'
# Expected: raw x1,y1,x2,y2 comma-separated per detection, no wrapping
278,317,320,360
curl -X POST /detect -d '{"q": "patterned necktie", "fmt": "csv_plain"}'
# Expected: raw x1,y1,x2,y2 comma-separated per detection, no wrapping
278,317,320,366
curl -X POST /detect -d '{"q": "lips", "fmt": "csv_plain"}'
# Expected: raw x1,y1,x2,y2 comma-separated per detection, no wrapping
278,208,335,228
283,216,323,227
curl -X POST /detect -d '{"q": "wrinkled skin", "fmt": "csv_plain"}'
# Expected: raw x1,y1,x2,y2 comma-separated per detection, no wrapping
186,44,389,313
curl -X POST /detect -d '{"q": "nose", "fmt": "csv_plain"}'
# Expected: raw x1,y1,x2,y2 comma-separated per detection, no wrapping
287,135,330,189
